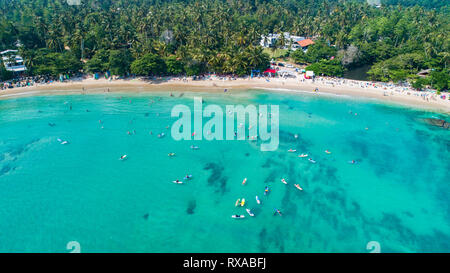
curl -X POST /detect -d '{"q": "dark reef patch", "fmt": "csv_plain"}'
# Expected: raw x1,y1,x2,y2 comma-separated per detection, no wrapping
0,165,13,176
203,162,228,194
264,170,278,184
258,228,267,252
261,158,279,169
187,200,196,215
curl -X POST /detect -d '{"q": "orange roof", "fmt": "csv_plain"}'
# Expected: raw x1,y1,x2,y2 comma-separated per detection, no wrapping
297,39,315,47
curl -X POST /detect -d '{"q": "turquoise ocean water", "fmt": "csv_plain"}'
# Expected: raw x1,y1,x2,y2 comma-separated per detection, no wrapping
0,89,448,253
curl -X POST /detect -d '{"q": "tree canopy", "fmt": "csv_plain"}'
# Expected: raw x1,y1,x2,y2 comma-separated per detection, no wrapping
0,0,447,89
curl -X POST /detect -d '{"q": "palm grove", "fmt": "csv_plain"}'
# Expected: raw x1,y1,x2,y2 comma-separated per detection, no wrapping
0,0,448,90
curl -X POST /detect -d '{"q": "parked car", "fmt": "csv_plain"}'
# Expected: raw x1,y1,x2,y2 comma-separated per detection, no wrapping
278,63,285,67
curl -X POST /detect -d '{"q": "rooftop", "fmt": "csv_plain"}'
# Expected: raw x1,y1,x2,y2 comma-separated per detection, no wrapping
297,39,315,48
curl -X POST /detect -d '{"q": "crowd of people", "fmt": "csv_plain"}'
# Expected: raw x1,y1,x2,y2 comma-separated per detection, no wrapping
1,72,449,103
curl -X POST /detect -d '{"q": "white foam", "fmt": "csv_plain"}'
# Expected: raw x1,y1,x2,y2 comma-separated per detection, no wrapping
0,91,41,98
254,87,354,99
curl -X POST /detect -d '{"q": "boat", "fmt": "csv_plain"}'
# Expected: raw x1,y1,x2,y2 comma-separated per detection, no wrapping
242,178,247,185
325,150,331,154
308,158,316,163
348,160,358,164
235,199,241,207
119,155,128,160
281,178,287,184
172,180,183,184
246,208,255,217
288,149,296,153
231,215,245,219
240,198,246,207
294,184,303,191
168,153,176,157
264,186,270,195
183,175,193,180
256,196,261,204
298,154,308,158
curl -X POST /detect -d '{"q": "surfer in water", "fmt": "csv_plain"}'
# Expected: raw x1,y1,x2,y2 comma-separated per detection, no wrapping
274,208,282,216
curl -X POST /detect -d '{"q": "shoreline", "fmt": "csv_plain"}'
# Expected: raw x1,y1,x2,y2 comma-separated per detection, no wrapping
1,76,449,114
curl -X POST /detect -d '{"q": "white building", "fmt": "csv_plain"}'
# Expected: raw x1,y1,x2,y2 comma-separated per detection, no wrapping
260,32,305,50
1,49,27,72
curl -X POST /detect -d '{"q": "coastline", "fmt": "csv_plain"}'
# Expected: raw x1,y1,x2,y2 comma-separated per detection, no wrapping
1,76,449,114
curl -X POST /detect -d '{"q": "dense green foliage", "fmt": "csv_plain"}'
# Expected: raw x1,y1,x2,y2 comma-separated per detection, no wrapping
130,53,166,76
306,59,345,77
0,61,13,81
381,0,448,10
0,0,448,89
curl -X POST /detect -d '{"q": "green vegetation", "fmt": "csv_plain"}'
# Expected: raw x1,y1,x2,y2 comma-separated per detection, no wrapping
381,0,449,10
263,48,289,60
0,61,13,81
0,0,448,90
306,59,345,77
130,53,166,76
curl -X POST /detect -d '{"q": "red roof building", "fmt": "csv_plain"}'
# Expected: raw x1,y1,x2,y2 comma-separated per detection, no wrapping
297,39,315,48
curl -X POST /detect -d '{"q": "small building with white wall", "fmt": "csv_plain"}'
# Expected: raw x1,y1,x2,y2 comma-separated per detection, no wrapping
260,32,306,50
1,49,27,72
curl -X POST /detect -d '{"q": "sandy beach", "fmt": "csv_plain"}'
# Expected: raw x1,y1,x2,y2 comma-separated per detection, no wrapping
1,75,449,113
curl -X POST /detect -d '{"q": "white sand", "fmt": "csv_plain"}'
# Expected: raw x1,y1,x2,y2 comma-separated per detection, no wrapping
1,75,449,113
